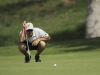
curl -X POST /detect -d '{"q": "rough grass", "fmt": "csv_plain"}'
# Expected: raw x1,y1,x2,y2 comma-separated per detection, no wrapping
0,0,87,46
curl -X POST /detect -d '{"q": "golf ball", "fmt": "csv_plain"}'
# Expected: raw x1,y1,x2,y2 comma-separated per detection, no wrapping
54,64,57,67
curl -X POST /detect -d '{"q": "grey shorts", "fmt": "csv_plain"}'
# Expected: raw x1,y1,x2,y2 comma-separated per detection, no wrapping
21,41,39,51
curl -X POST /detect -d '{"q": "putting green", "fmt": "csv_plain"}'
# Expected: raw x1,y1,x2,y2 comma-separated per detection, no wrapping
0,51,100,75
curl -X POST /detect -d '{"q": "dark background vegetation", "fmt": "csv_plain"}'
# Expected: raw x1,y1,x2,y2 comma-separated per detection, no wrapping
0,0,87,46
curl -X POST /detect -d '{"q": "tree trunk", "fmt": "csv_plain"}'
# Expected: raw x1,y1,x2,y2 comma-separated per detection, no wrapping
86,0,100,38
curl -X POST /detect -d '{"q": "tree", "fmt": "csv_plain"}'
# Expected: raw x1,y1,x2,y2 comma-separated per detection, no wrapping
86,0,100,38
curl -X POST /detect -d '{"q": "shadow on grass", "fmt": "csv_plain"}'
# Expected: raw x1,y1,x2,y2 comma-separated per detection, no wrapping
61,39,100,53
50,23,85,42
48,37,100,53
48,22,100,53
47,38,100,54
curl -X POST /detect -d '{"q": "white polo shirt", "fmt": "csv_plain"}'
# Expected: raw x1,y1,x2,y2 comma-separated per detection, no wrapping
20,28,49,43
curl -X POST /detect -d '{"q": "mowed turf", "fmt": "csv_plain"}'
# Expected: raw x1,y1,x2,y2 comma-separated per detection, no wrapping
0,38,100,75
0,51,100,75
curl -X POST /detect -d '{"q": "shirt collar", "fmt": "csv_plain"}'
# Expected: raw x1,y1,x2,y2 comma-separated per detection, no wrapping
33,32,35,36
32,30,35,37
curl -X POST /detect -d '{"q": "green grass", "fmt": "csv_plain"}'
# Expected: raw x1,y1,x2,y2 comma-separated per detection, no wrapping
0,1,99,75
0,1,99,74
0,0,87,46
0,38,100,75
0,52,100,75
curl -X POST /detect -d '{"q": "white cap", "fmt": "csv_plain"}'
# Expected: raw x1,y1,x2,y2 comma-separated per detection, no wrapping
26,22,34,30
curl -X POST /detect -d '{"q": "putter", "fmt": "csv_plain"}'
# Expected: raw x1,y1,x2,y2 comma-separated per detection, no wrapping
26,34,30,59
24,21,30,60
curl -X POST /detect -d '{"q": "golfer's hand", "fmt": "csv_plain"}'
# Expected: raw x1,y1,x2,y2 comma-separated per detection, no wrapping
32,39,40,46
23,21,26,28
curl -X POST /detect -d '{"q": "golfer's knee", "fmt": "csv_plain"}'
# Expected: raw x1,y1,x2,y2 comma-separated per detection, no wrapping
39,41,46,47
18,44,26,51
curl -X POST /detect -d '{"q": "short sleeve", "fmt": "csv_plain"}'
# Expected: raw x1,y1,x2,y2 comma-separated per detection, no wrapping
38,28,49,37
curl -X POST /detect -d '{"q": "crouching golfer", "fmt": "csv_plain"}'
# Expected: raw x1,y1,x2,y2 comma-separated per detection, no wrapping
18,21,50,63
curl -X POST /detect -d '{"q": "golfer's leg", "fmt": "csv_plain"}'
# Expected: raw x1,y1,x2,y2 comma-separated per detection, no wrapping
18,43,29,57
36,41,46,56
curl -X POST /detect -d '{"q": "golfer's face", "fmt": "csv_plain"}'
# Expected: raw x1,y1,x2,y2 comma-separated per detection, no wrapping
27,29,33,37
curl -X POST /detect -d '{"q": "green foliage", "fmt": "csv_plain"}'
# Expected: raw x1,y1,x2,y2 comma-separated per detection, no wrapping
0,0,87,46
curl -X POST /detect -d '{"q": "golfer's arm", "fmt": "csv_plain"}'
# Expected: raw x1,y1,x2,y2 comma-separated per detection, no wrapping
39,35,51,41
19,28,26,42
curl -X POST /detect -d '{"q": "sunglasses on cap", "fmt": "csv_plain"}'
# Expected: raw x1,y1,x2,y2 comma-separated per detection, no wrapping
27,29,33,32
